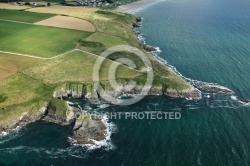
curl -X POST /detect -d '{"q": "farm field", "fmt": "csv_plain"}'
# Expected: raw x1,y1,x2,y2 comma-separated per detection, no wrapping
0,3,30,10
26,6,136,41
23,50,141,84
0,73,49,108
0,20,33,38
0,9,55,23
35,15,95,32
0,20,93,58
26,6,98,20
0,53,42,80
85,32,128,48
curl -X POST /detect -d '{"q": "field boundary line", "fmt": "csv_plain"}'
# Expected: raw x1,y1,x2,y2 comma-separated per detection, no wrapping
0,49,78,60
0,49,97,60
0,18,33,25
0,50,49,60
0,49,145,73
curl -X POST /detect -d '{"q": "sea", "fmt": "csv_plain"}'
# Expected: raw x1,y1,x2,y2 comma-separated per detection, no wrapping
1,0,250,165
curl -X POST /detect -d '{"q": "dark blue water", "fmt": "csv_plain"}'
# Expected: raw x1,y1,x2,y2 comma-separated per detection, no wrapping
1,0,250,165
137,0,250,99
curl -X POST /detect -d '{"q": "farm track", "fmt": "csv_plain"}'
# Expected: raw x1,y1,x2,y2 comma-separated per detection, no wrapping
0,49,76,60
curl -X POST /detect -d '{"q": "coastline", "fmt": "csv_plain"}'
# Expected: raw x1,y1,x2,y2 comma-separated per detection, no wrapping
115,0,164,13
0,2,200,149
119,0,250,105
1,1,250,150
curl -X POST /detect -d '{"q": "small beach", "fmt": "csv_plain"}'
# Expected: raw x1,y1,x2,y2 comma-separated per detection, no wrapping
115,0,162,13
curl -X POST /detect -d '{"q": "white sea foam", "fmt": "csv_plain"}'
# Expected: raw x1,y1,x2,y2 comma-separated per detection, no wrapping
87,114,116,150
238,100,250,106
0,126,23,144
206,95,211,98
0,131,8,137
231,95,238,100
0,145,89,159
66,101,74,105
83,105,92,111
98,104,110,109
198,151,203,165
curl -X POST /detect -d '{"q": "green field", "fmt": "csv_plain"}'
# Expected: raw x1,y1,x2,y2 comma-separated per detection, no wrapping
0,9,55,23
23,50,141,84
0,20,93,57
0,73,50,108
0,20,32,38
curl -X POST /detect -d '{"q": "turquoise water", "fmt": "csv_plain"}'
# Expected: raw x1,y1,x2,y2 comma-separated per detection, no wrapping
1,0,250,165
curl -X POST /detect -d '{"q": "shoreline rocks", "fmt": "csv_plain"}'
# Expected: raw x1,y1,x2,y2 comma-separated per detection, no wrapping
0,103,49,134
72,115,107,144
164,87,202,99
138,42,157,52
132,16,142,28
194,85,234,94
0,102,107,145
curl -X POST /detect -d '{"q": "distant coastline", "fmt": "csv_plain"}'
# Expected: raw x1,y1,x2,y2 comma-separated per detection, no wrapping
115,0,163,13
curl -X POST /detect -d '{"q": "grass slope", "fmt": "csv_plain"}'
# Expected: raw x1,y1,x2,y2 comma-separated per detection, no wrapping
0,9,55,23
23,50,141,84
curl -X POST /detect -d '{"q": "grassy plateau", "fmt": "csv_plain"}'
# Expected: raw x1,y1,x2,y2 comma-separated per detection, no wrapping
0,5,190,127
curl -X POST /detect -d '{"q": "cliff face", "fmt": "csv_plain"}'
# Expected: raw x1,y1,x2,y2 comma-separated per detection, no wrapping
0,104,48,133
0,82,202,145
54,84,202,103
164,87,201,99
0,102,107,145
